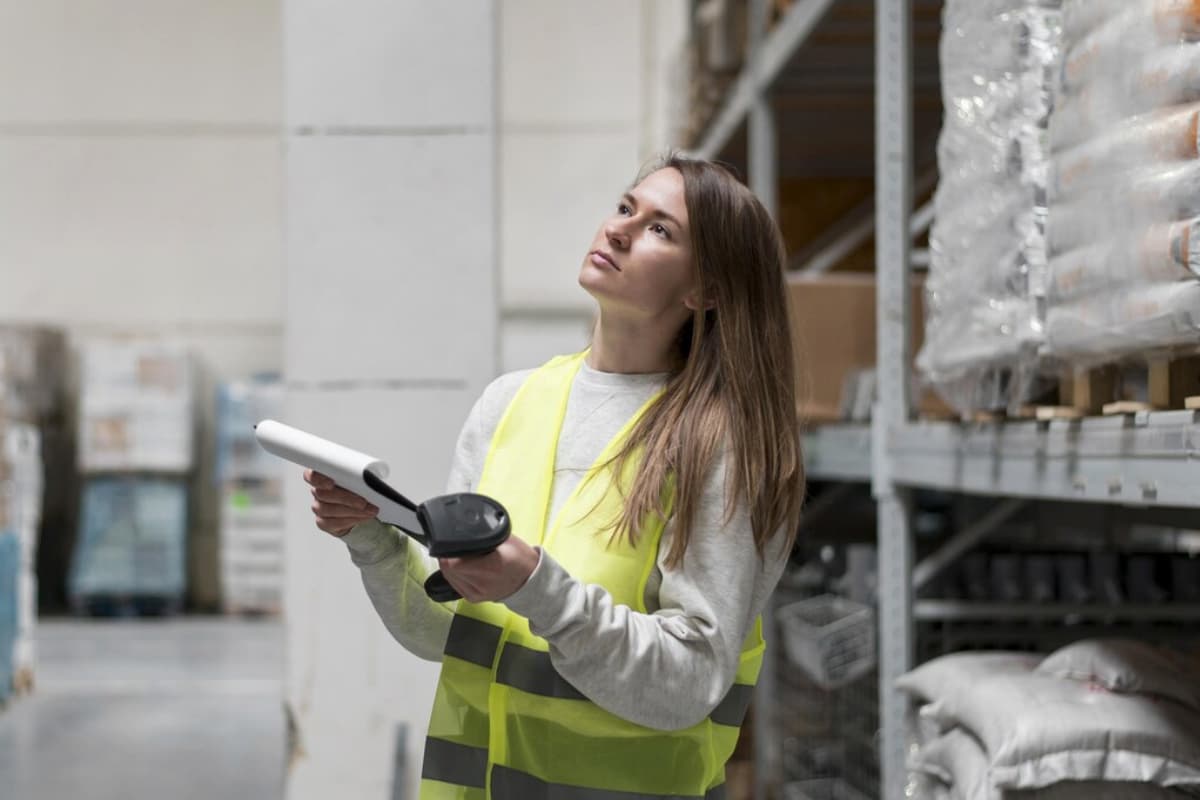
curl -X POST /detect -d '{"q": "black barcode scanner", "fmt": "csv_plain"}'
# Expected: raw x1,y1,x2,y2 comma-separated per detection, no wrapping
362,472,511,602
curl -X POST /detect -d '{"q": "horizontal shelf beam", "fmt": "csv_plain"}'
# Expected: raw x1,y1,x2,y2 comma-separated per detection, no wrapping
694,0,842,159
803,423,872,482
915,600,1200,622
887,414,1200,508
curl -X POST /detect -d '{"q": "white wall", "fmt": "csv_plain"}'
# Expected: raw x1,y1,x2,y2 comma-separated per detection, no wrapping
3,2,690,795
497,0,689,372
281,3,496,798
0,0,285,608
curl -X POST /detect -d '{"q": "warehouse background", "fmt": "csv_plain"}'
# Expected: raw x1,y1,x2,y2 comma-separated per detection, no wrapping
4,1,1200,800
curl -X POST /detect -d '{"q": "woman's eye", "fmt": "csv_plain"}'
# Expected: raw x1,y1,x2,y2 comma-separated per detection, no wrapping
651,223,670,239
617,203,632,215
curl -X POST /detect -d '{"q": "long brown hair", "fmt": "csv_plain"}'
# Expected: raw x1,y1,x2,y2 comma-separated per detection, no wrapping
605,154,804,567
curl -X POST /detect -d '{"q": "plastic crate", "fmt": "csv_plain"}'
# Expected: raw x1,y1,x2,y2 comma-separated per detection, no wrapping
777,594,876,690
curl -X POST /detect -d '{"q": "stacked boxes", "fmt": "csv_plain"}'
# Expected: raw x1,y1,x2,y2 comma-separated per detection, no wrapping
78,339,194,473
0,326,65,700
2,424,42,693
70,340,194,612
919,0,1063,411
1045,0,1200,360
216,380,284,614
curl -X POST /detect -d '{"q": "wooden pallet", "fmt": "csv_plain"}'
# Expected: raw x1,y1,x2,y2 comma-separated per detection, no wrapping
1037,354,1200,419
70,593,183,618
222,602,281,618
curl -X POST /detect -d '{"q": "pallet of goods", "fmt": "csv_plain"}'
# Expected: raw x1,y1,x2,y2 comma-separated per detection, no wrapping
69,339,194,616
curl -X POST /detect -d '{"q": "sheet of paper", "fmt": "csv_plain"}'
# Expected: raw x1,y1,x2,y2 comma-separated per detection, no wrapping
253,419,423,535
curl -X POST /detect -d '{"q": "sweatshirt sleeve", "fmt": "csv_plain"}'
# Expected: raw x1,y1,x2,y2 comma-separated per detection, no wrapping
501,451,792,731
341,381,498,661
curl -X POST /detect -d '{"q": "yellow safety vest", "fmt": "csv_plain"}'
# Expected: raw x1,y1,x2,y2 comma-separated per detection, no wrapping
419,351,765,799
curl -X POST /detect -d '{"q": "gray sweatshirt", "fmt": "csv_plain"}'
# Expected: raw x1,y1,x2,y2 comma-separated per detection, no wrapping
342,361,791,732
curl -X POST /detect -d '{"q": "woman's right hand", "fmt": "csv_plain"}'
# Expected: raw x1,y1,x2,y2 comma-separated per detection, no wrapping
304,469,380,537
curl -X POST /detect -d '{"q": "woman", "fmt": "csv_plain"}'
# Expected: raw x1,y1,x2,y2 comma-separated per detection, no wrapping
305,154,804,798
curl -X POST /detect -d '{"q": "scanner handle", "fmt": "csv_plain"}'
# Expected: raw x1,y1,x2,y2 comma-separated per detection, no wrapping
423,571,461,602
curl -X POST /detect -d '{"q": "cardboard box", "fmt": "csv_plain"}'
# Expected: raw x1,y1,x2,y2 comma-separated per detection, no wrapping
219,479,284,613
77,339,195,473
787,273,950,423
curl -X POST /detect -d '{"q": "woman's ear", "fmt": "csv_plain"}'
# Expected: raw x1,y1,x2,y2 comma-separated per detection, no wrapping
683,291,716,311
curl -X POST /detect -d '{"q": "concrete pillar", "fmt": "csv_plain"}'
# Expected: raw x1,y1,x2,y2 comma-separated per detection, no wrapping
282,2,497,797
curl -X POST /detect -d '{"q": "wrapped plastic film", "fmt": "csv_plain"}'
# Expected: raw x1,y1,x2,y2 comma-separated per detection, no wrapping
1061,0,1200,93
1053,44,1200,151
1046,0,1200,365
919,0,1062,412
1048,217,1200,303
1047,281,1200,360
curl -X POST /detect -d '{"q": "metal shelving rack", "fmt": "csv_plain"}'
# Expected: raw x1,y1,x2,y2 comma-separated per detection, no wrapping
691,2,1200,799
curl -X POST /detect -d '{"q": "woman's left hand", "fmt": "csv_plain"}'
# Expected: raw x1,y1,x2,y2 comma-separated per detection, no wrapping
438,535,541,603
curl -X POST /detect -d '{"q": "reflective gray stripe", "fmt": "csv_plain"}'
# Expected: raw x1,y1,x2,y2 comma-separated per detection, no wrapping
709,683,754,727
444,615,752,728
491,765,726,799
443,614,503,669
421,738,487,788
496,642,587,701
494,642,754,730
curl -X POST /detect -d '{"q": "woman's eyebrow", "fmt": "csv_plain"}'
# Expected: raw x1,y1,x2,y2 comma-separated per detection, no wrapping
623,192,684,229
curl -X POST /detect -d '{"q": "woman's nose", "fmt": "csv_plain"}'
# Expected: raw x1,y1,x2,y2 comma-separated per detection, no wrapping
605,222,631,250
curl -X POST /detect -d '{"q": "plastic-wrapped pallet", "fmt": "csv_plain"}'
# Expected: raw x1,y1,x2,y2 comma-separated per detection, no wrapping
216,379,284,614
77,339,195,473
1046,0,1200,361
920,0,1063,412
0,532,17,706
1,423,41,694
68,477,188,613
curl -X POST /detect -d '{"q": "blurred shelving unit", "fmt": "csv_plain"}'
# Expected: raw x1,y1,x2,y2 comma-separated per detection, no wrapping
685,2,1200,799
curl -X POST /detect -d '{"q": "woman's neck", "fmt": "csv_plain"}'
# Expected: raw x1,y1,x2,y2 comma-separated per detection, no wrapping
587,312,682,374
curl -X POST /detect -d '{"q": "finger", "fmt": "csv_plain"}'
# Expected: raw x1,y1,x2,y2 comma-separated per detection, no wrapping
310,503,376,522
306,470,335,489
312,486,377,512
441,553,492,579
441,571,479,603
440,560,484,599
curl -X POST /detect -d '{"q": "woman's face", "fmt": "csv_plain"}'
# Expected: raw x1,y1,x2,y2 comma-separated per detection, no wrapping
579,168,699,321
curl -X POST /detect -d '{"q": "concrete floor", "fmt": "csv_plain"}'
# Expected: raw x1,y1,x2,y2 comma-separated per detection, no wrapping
0,617,285,800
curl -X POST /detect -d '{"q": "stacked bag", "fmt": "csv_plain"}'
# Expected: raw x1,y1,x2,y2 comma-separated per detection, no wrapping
1046,0,1200,360
920,0,1062,411
898,639,1200,798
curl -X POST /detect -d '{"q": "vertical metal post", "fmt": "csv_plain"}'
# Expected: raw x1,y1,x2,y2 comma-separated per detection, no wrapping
748,0,777,217
875,0,915,798
747,2,779,799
